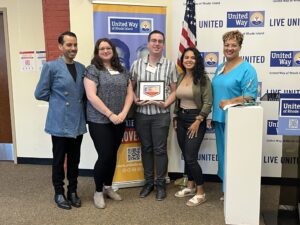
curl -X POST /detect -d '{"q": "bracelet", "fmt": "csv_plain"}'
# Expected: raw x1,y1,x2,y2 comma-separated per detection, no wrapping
195,115,204,122
108,112,113,118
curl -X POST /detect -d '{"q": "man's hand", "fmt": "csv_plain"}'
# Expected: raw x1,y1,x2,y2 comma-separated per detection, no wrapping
148,100,167,109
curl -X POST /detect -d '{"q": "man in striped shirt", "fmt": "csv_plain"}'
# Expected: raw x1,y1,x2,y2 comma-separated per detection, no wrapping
130,30,178,201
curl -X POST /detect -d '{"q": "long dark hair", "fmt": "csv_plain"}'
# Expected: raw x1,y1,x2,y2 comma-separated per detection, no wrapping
180,47,207,86
91,38,124,72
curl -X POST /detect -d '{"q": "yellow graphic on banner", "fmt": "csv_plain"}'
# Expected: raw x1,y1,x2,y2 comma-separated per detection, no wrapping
93,4,166,15
113,128,144,183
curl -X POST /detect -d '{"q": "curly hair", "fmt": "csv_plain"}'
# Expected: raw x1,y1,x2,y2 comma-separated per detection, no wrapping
91,38,124,72
180,47,207,86
222,30,244,47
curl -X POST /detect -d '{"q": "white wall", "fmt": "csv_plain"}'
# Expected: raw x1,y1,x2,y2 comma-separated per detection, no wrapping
0,0,49,158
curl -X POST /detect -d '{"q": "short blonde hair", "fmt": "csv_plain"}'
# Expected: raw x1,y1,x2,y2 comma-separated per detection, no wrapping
222,30,244,46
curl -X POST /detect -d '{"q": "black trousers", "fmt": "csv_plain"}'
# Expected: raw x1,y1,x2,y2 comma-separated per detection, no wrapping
51,135,83,194
135,113,170,186
176,111,206,186
88,121,126,192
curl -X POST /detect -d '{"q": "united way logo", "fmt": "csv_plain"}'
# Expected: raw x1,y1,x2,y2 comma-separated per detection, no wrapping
270,51,300,67
250,12,264,27
267,120,278,135
293,52,300,66
203,52,219,67
144,85,160,97
140,20,151,33
227,11,265,28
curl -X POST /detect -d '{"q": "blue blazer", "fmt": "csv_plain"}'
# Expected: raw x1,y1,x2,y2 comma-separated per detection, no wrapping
34,57,87,138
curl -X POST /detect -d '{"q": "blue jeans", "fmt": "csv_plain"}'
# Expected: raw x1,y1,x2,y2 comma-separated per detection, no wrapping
135,113,170,185
176,111,206,186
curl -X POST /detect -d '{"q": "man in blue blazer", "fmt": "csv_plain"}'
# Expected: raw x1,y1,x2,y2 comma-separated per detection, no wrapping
35,31,87,210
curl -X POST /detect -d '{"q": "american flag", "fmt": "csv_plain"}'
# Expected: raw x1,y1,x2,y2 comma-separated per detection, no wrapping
177,0,197,72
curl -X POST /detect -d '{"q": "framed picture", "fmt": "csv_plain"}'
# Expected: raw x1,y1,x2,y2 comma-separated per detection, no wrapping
139,81,165,101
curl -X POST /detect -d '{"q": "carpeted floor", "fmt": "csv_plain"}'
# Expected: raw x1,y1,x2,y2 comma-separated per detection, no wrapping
0,161,279,225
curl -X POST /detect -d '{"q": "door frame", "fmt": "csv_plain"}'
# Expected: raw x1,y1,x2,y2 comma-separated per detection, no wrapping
0,8,17,163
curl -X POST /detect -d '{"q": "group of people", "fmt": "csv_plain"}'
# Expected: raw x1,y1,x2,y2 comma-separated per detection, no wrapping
34,29,258,210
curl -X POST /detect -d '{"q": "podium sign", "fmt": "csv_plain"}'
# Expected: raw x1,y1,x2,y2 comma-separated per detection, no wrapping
278,93,300,135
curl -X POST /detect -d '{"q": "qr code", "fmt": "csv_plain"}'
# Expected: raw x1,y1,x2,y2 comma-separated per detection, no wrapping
288,119,298,129
127,147,141,162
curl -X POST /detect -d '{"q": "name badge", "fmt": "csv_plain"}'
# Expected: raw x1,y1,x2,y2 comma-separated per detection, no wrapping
108,69,119,75
146,63,157,73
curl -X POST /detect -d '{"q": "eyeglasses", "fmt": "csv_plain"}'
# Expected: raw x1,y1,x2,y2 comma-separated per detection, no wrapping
99,47,112,52
150,39,164,44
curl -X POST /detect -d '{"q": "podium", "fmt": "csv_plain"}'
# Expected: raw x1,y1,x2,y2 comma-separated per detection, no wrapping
224,106,263,225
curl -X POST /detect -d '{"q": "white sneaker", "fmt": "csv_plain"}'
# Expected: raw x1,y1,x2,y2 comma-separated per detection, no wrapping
174,188,196,198
104,187,122,201
94,192,105,209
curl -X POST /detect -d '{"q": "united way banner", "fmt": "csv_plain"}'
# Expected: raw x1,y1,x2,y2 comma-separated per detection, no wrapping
93,4,166,70
171,0,300,178
278,94,300,135
93,4,166,187
113,120,144,187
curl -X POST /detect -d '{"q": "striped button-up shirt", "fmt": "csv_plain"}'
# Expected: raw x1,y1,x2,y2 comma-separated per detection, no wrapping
130,56,178,115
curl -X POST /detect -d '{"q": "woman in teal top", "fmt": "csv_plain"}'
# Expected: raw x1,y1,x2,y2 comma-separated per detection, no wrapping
211,30,258,197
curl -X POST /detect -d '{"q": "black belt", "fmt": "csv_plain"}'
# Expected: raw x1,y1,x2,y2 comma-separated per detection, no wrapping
178,108,200,114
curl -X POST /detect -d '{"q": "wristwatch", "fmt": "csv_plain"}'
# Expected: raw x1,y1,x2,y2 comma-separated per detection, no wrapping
195,115,204,122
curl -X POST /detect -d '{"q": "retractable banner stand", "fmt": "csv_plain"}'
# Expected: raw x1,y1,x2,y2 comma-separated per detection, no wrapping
93,4,166,70
113,120,144,188
92,3,166,187
276,93,300,225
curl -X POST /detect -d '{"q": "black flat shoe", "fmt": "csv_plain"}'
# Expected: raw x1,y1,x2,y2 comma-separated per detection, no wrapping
54,194,71,210
67,192,81,208
139,184,154,198
156,187,166,201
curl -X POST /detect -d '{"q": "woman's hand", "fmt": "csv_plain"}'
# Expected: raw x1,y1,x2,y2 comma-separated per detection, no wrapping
116,111,126,123
187,120,201,139
219,100,231,109
172,117,177,130
109,114,123,125
206,119,212,129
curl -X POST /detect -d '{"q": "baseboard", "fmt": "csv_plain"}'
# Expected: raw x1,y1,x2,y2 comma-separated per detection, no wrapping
17,157,52,165
168,172,222,182
261,177,300,186
17,157,299,186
